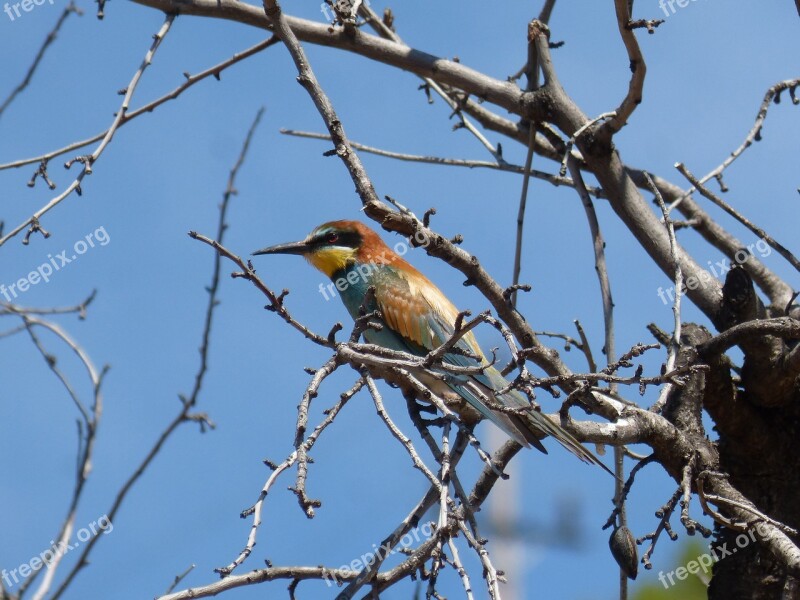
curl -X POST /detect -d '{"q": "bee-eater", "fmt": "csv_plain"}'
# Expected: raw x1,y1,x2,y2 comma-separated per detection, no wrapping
253,220,606,469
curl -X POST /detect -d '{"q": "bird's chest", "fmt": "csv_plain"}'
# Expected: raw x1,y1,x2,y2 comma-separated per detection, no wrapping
331,263,381,320
332,264,414,352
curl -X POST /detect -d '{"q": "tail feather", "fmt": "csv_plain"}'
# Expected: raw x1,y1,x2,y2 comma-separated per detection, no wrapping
443,375,534,448
445,366,613,476
521,406,614,476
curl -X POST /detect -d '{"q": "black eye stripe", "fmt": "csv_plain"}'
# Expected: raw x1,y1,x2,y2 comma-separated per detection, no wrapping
311,230,362,248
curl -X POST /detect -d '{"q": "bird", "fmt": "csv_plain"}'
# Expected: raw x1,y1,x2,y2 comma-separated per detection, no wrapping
253,220,608,470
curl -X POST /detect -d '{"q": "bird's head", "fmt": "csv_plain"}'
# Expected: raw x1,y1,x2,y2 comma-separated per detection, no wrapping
253,220,392,278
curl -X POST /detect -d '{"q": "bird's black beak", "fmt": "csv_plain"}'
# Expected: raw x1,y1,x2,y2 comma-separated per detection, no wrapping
252,240,309,256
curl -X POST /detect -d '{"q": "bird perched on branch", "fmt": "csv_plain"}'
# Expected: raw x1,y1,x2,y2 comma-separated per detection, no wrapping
253,220,607,470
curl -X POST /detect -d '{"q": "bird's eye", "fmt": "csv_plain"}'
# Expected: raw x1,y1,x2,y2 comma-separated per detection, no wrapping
326,232,339,244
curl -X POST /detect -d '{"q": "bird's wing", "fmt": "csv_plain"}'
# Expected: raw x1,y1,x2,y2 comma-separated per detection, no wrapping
372,267,526,433
372,266,612,472
372,266,481,359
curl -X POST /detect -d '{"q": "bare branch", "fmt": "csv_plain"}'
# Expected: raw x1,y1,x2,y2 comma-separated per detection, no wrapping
0,37,278,174
601,0,647,135
49,104,264,600
698,317,800,357
163,564,197,596
0,2,82,119
559,111,617,176
669,78,800,211
6,313,105,600
0,14,176,248
365,375,442,491
676,163,800,275
359,3,508,166
631,170,794,308
279,129,600,195
190,232,332,346
645,172,683,413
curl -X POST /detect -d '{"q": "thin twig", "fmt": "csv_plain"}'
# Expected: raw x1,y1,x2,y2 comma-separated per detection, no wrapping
560,111,617,176
365,375,442,491
645,172,682,413
190,233,331,347
637,488,681,570
0,290,97,319
1,37,279,174
12,315,105,600
358,4,508,166
0,2,82,119
0,14,176,248
216,359,349,577
48,99,267,600
676,163,800,274
568,155,624,594
511,24,543,309
511,125,536,308
263,0,380,209
188,107,265,406
697,472,798,535
601,0,646,135
668,79,800,211
164,565,196,595
279,129,600,195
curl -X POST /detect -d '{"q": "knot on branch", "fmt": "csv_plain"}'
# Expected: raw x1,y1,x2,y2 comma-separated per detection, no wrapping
527,19,550,43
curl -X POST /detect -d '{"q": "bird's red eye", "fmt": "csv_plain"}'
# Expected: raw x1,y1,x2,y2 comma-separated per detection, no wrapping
326,232,339,244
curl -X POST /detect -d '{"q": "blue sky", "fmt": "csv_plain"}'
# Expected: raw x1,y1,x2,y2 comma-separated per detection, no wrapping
1,1,799,599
